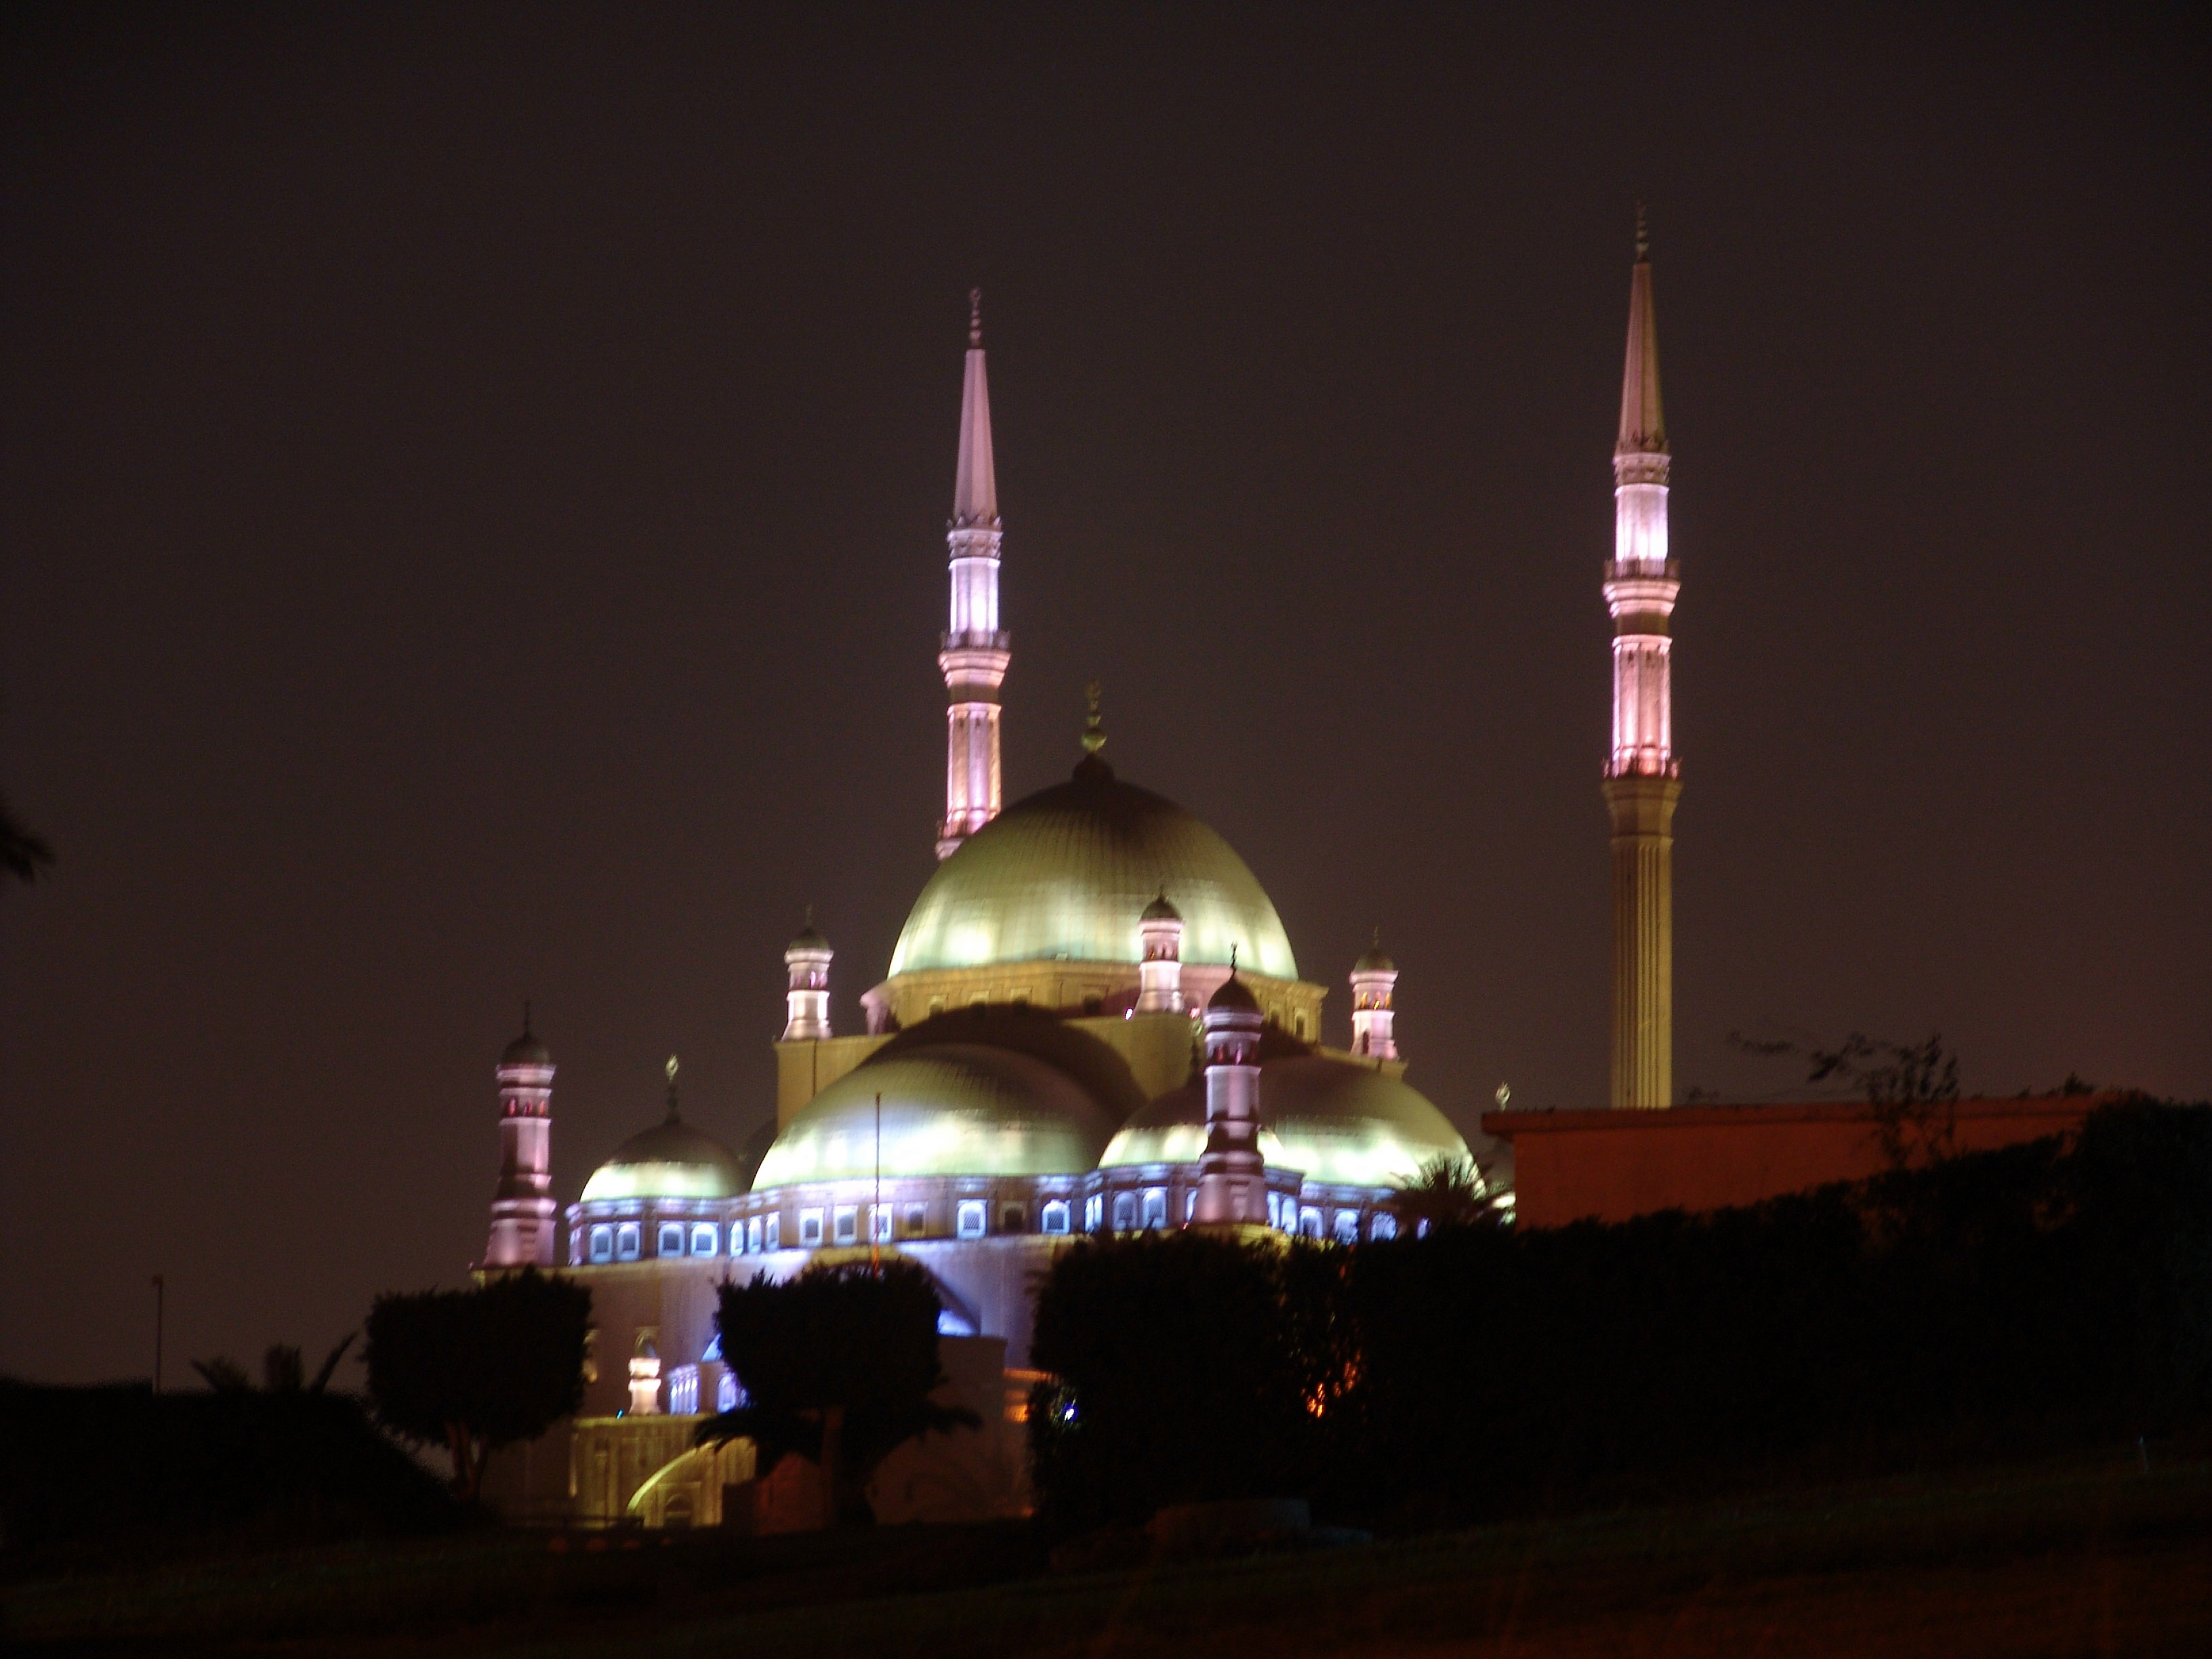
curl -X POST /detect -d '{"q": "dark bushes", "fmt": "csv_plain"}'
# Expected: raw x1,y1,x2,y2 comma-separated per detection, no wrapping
0,1383,462,1563
1029,1100,2212,1530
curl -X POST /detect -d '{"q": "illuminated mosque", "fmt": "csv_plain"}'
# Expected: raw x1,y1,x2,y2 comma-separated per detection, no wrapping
476,239,1682,1524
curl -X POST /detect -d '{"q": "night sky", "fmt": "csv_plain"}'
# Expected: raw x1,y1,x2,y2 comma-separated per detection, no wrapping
4,5,2206,1384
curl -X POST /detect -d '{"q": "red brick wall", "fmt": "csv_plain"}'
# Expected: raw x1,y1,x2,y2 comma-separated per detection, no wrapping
1483,1097,2104,1229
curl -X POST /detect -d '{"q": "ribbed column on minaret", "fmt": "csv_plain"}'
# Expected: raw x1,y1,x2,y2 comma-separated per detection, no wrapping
1192,967,1269,1226
1602,212,1683,1111
483,1011,557,1267
781,914,832,1041
937,289,1010,861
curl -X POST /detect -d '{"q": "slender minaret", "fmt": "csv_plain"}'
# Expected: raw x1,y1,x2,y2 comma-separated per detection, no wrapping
937,289,1010,860
1136,890,1185,1012
781,913,832,1041
1349,931,1399,1061
1191,961,1269,1227
483,1008,557,1267
1602,209,1683,1110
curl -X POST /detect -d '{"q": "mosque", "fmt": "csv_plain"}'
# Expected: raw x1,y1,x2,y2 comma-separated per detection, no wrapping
475,238,1683,1525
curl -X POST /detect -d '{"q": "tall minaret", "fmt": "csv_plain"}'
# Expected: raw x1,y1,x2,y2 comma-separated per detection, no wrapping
781,913,832,1041
937,289,1010,860
1349,931,1400,1062
1602,210,1683,1111
483,1009,557,1267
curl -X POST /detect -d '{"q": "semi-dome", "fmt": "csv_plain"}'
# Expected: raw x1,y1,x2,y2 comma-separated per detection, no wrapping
581,1118,750,1202
754,1042,1124,1187
501,1031,552,1067
889,756,1297,981
1102,1054,1468,1189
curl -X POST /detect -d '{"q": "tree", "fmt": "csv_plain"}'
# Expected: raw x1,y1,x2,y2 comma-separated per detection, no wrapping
363,1270,590,1502
695,1259,978,1525
0,790,54,884
1729,1028,1963,1168
1393,1153,1512,1235
190,1332,356,1394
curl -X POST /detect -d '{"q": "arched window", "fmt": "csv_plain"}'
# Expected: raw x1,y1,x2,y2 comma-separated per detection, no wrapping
1141,1189,1168,1230
956,1200,987,1240
1370,1212,1398,1241
1041,1200,1071,1235
1111,1191,1135,1232
1332,1210,1360,1246
616,1222,642,1261
798,1209,825,1247
832,1206,858,1246
589,1224,615,1264
764,1214,780,1250
657,1222,685,1257
691,1223,718,1257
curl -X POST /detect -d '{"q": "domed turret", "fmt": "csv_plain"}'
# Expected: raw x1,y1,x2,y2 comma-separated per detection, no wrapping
1350,929,1401,1061
1193,960,1267,1226
782,912,833,1042
1136,889,1185,1013
485,1007,557,1268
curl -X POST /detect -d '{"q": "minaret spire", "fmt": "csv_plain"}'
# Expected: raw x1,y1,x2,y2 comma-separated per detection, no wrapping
937,288,1010,859
1601,215,1682,1110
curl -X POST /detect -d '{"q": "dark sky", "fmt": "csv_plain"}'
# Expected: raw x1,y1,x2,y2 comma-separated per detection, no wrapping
3,3,2206,1383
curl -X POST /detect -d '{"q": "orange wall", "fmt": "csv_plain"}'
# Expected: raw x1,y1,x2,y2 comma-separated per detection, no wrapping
1483,1097,2104,1229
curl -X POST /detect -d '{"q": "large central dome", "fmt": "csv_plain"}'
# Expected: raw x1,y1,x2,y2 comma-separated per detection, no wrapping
890,756,1298,981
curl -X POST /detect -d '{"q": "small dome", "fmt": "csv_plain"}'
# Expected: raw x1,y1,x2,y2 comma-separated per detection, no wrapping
889,763,1297,981
1353,930,1395,974
753,1042,1122,1187
581,1118,750,1202
1103,1054,1467,1189
501,1029,552,1067
787,922,830,954
1207,972,1262,1015
1141,891,1182,923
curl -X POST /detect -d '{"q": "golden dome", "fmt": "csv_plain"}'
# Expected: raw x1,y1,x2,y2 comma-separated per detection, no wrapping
1101,1054,1467,1188
889,756,1297,982
753,1041,1124,1186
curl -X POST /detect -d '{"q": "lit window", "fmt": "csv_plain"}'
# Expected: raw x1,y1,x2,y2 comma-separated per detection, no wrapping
799,1209,824,1247
872,1206,893,1244
658,1222,685,1257
833,1206,858,1246
616,1222,642,1261
1000,1202,1025,1233
1084,1194,1103,1232
1266,1193,1282,1229
956,1200,986,1240
1185,1189,1196,1221
1111,1191,1134,1232
1299,1207,1324,1242
589,1225,615,1264
764,1214,780,1250
1141,1189,1168,1231
691,1223,718,1257
1333,1210,1359,1246
1370,1212,1398,1241
904,1202,928,1237
1041,1200,1071,1235
747,1216,763,1254
667,1363,699,1416
716,1370,740,1412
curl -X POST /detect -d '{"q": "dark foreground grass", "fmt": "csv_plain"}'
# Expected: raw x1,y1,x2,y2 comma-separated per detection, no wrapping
9,1447,2211,1656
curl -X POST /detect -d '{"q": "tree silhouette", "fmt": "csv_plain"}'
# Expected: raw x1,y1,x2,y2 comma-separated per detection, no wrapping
190,1332,356,1394
696,1259,977,1525
0,791,54,884
364,1270,590,1502
1393,1153,1512,1235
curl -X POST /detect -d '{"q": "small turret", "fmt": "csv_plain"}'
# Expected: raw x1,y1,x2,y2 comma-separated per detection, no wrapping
483,1006,557,1268
1136,889,1185,1012
1349,930,1400,1061
781,913,832,1042
1192,956,1269,1226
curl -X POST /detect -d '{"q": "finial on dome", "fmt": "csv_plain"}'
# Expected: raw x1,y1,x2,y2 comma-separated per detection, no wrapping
1635,201,1649,262
968,287,983,348
664,1055,680,1122
1081,680,1106,756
